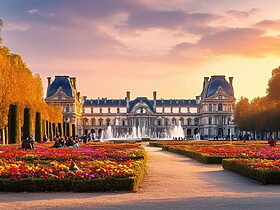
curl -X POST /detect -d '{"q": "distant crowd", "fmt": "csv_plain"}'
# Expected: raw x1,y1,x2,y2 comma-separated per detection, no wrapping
21,133,97,150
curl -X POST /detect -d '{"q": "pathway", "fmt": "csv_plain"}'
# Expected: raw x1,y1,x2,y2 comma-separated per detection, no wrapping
0,145,280,209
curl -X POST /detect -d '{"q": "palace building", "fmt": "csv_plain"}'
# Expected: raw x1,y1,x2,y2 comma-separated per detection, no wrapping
45,75,236,139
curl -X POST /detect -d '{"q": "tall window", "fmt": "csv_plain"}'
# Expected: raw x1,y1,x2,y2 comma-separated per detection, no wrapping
187,118,192,126
91,119,96,126
208,117,212,125
117,107,120,113
218,103,223,111
100,108,102,113
208,104,212,112
165,119,169,126
91,108,93,113
99,119,103,126
66,104,70,113
172,118,176,126
158,119,161,126
106,119,110,126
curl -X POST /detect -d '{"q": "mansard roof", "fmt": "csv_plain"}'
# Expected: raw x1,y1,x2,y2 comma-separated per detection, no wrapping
205,76,234,98
84,99,127,107
156,99,197,107
46,76,74,98
84,98,198,108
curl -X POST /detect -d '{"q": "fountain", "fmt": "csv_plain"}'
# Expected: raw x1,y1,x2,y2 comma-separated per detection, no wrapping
169,121,185,139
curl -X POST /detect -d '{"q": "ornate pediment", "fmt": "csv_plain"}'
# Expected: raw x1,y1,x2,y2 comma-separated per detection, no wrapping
131,102,153,114
46,87,73,101
206,86,234,100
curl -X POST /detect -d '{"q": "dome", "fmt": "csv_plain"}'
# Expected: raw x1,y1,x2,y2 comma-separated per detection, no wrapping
205,76,234,98
46,76,74,98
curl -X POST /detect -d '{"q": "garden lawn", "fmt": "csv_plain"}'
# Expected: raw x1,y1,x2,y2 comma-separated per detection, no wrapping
0,142,146,192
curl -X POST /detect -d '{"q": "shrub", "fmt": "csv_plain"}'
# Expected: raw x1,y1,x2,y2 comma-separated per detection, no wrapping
23,107,31,141
8,104,20,144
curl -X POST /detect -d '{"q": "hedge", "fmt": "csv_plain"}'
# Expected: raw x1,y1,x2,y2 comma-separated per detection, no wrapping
161,146,226,164
222,159,280,185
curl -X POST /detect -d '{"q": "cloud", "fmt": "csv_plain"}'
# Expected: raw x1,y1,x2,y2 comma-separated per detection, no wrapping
122,9,221,35
27,9,39,15
170,27,280,60
226,8,259,19
255,19,280,30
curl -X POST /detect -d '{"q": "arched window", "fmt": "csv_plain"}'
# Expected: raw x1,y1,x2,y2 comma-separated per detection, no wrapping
208,104,212,112
99,118,103,126
117,107,120,113
91,119,96,126
194,118,199,126
172,118,177,126
158,119,162,126
122,120,126,126
218,103,223,111
208,117,212,125
165,119,169,126
106,118,110,126
108,108,111,113
187,118,192,126
179,117,184,126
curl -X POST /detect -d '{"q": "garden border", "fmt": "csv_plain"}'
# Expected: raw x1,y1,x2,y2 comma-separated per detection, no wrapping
222,159,280,185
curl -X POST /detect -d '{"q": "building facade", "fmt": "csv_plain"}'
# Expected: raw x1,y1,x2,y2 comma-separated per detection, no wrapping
45,75,236,139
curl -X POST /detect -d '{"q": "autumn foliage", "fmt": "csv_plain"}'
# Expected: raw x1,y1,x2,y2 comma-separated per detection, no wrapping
235,67,280,134
0,20,62,136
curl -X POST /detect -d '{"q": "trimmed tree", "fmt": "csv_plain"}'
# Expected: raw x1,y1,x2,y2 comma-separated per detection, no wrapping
63,122,66,137
23,107,31,141
58,123,63,137
35,112,42,143
8,104,20,144
49,122,52,139
72,124,76,137
52,123,56,137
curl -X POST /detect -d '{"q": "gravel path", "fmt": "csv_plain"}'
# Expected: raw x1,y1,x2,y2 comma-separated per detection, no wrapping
1,145,280,210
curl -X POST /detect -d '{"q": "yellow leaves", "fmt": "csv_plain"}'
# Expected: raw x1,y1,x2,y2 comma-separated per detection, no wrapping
0,46,62,129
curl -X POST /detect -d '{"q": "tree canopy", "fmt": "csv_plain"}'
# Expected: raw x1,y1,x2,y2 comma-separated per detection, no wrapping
0,20,62,132
235,67,280,133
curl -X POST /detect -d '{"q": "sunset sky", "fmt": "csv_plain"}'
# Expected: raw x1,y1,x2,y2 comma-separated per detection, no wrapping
1,0,280,101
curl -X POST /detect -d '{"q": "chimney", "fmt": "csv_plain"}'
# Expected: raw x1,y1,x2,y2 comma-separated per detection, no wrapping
203,77,209,90
196,96,200,104
70,77,76,89
153,91,157,108
47,77,52,87
126,91,131,108
83,96,87,102
229,77,233,87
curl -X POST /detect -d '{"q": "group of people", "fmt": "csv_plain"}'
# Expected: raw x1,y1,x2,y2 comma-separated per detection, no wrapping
51,136,80,148
21,135,35,150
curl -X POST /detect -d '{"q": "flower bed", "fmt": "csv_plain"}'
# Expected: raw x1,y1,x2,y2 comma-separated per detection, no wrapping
0,143,146,192
222,158,280,184
150,141,278,164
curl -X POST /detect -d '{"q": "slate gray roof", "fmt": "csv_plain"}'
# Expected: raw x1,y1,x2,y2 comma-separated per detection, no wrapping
205,76,234,98
46,76,73,98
